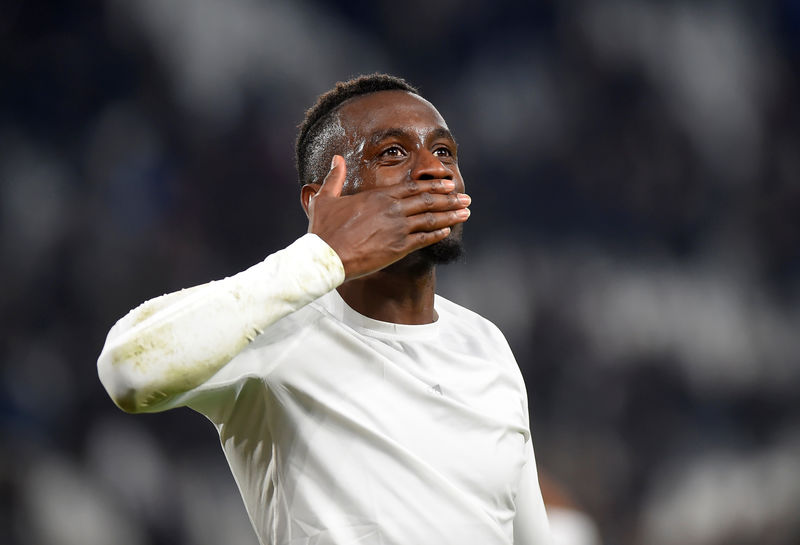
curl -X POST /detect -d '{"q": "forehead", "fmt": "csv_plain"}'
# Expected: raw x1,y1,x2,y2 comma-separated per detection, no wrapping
336,90,449,140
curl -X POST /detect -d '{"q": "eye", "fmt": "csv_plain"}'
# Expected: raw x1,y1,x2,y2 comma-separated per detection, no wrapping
433,146,454,158
381,145,405,158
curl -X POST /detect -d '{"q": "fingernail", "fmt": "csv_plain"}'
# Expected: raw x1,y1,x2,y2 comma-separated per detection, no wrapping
458,193,471,205
456,208,470,218
330,156,338,170
442,180,456,190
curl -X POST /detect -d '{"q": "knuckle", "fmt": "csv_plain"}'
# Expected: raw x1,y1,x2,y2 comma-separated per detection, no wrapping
388,199,402,215
425,212,436,227
422,192,434,208
405,180,418,194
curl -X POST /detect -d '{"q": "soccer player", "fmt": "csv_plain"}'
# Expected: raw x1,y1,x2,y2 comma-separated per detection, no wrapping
98,74,550,544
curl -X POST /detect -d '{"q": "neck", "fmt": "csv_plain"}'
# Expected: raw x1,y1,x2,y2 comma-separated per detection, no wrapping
337,260,437,325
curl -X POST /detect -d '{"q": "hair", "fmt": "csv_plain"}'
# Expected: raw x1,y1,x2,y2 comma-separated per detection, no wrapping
295,73,419,186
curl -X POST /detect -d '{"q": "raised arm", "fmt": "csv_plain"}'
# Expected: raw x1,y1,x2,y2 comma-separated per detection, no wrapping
97,234,344,413
98,156,469,413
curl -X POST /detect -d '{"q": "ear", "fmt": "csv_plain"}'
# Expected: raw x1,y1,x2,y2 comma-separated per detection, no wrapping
300,183,321,218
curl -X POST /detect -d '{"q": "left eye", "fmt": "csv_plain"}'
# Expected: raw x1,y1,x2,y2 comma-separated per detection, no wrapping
433,147,452,157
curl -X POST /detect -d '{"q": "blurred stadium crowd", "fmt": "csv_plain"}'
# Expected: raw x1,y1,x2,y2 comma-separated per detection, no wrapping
2,1,799,544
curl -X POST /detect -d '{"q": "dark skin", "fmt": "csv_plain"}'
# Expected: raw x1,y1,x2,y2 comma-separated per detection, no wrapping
301,90,470,325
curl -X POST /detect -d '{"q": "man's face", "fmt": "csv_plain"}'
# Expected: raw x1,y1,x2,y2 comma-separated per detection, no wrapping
334,90,466,266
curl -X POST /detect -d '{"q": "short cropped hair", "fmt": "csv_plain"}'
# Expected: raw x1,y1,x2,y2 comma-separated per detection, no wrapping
295,73,419,186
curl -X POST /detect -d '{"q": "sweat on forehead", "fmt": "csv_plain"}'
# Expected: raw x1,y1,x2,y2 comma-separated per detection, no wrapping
295,74,419,186
336,91,448,134
304,115,347,185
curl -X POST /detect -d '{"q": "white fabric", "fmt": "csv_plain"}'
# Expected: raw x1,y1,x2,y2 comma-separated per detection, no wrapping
98,233,344,413
547,506,602,545
98,234,550,544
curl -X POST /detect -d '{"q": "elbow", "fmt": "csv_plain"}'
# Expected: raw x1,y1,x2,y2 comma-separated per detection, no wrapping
100,374,166,414
97,348,160,414
98,362,147,414
97,306,185,413
110,388,145,414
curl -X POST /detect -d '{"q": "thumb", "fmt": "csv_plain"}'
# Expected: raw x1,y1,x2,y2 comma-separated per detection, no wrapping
318,155,346,197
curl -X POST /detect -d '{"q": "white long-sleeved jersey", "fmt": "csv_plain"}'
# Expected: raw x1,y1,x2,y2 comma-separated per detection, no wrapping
98,233,550,545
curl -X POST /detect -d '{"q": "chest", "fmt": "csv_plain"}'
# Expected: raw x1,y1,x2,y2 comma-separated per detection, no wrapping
264,319,529,505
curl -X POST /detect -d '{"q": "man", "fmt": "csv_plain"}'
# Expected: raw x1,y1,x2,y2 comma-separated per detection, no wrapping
98,74,550,544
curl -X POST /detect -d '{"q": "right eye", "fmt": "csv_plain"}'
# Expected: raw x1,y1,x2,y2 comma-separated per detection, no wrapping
381,145,405,157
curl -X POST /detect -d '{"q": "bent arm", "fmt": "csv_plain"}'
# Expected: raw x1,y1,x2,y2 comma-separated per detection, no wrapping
97,234,344,413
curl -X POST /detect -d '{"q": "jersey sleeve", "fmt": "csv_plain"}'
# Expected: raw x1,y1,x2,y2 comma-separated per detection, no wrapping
97,234,344,414
513,438,551,544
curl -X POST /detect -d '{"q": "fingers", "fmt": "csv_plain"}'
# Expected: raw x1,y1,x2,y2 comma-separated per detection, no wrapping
318,155,347,198
399,206,467,256
406,207,470,234
387,178,457,198
378,178,470,237
400,191,471,216
405,227,452,254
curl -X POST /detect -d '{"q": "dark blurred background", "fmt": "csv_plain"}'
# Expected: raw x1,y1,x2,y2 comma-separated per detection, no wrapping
2,1,799,544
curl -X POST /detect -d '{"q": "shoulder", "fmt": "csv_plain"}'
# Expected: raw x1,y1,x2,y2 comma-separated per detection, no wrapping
435,294,515,358
194,296,331,389
435,294,530,420
436,294,508,338
252,294,330,345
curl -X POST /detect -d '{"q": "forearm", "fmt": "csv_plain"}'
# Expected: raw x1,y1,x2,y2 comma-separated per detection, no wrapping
97,234,344,413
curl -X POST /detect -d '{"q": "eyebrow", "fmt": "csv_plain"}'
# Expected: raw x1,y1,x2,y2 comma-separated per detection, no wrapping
368,127,457,147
